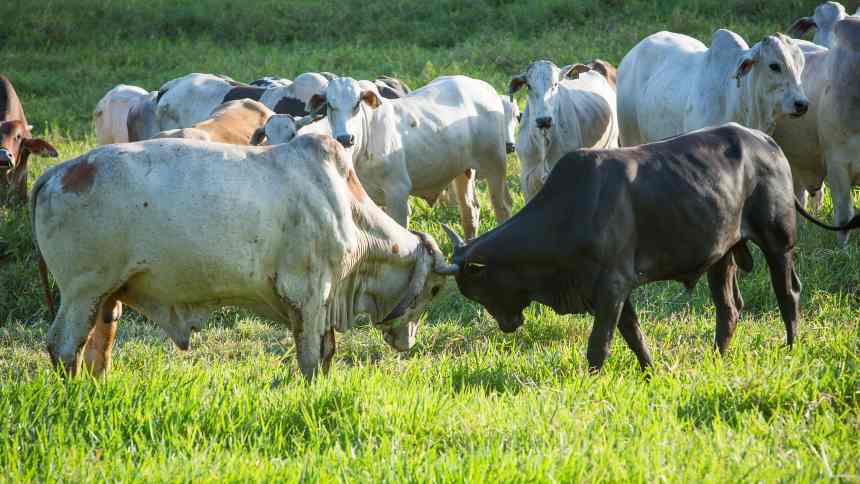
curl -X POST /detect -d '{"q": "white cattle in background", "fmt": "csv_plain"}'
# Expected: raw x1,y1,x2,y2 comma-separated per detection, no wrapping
32,134,456,380
617,29,808,146
509,60,618,200
776,17,860,245
787,1,859,47
305,75,513,240
93,85,149,145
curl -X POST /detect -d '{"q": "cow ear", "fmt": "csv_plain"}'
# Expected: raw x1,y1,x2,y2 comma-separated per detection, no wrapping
562,63,592,80
734,55,757,87
306,94,327,116
508,76,527,97
787,17,816,38
250,127,267,146
360,90,382,109
22,138,59,157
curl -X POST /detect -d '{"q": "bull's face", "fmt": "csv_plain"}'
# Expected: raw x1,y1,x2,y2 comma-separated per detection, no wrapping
453,262,529,333
250,114,323,146
306,77,381,157
378,271,448,351
736,34,808,123
508,60,592,133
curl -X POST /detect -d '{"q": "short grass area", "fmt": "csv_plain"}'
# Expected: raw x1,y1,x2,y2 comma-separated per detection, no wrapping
1,0,859,481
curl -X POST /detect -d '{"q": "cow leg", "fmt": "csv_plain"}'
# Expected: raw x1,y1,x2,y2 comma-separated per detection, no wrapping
707,253,740,355
825,157,855,246
320,328,336,374
586,278,629,372
616,298,653,371
453,169,480,240
47,297,102,377
484,156,513,223
83,294,122,376
764,249,801,348
732,271,744,313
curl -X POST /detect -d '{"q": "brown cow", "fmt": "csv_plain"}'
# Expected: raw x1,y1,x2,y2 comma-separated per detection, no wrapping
1,75,58,203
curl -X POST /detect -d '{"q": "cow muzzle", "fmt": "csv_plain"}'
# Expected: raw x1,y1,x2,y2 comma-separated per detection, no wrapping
791,99,809,117
336,134,355,148
536,117,553,129
497,312,524,333
506,142,516,154
0,148,12,168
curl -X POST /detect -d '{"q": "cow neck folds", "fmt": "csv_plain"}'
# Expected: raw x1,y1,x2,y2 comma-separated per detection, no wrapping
327,199,422,330
350,102,374,167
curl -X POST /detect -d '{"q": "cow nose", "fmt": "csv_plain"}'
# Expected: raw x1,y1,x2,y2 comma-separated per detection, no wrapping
506,142,516,154
0,148,12,167
336,134,355,148
794,100,809,115
536,117,552,129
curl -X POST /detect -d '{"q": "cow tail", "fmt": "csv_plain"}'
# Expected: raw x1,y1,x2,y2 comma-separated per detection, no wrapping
794,196,860,232
30,170,56,316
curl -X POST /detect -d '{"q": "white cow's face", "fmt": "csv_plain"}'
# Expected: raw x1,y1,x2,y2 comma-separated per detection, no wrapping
509,60,591,132
379,271,448,352
306,77,381,158
501,96,520,154
736,34,809,122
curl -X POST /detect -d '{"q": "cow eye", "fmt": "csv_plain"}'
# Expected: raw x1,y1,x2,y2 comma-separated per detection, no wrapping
769,63,781,73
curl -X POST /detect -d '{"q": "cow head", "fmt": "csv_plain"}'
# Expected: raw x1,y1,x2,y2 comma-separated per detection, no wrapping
734,34,808,125
306,77,381,156
441,226,530,333
250,114,324,145
509,60,591,132
0,120,58,201
500,95,520,154
787,1,848,47
374,231,457,351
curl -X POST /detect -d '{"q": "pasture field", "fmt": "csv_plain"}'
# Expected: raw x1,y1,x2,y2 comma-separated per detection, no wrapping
1,0,860,481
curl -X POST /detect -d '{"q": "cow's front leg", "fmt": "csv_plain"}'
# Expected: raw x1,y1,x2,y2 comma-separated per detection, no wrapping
586,276,629,372
320,328,336,374
453,169,480,240
825,154,855,246
708,253,740,354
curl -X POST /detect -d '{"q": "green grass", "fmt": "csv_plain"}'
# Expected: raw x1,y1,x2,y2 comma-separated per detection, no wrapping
2,0,860,481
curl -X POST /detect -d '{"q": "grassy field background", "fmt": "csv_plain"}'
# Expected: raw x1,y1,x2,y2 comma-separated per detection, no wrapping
1,0,859,481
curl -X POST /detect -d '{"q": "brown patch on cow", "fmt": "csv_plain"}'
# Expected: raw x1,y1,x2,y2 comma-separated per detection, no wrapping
347,169,367,202
392,243,400,254
61,160,97,194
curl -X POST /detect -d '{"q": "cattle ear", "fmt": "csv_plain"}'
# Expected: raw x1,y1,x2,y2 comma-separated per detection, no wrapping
22,138,59,157
562,63,592,80
733,56,757,87
306,94,327,116
787,17,816,38
250,127,267,146
508,76,527,98
360,90,382,109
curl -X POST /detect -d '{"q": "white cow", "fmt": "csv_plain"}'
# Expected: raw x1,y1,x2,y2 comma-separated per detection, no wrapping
618,29,808,146
126,91,159,142
32,134,455,380
787,1,857,48
93,85,149,145
156,99,275,145
509,60,618,200
304,76,513,240
784,17,860,244
250,114,324,146
155,72,328,131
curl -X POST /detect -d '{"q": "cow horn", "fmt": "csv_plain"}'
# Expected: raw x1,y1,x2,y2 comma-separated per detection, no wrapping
414,230,459,275
295,113,324,131
381,235,433,323
441,224,465,249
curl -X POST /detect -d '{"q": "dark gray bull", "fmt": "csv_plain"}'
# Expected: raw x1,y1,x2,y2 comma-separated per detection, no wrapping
443,123,860,372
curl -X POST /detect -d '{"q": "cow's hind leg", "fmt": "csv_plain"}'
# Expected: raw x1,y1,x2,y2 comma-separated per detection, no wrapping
616,298,653,371
483,155,513,224
708,253,740,355
763,249,801,347
453,169,480,240
83,294,122,376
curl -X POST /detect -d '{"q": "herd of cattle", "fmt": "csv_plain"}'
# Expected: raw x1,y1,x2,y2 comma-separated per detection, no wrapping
2,2,860,380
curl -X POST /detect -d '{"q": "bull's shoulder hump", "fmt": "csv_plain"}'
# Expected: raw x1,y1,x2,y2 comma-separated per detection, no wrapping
709,28,749,51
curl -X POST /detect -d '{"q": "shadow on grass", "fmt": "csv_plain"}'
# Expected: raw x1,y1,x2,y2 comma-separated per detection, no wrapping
675,390,789,429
